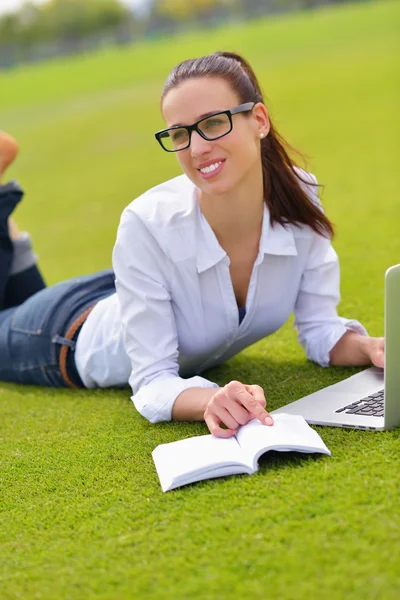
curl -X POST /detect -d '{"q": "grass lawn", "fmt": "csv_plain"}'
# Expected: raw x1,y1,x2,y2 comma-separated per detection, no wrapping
1,1,399,598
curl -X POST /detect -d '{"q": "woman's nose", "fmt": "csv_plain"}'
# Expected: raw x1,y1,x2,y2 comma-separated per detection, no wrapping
190,130,212,157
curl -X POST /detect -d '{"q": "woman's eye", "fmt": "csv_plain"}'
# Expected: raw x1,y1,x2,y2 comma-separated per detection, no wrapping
171,129,186,141
204,118,224,129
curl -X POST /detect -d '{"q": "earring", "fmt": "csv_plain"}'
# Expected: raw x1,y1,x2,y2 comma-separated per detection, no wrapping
260,133,265,139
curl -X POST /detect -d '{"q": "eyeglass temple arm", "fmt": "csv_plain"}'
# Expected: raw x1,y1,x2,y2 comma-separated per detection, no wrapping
230,102,255,115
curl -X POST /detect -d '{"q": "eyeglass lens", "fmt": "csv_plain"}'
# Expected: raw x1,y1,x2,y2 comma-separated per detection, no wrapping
160,113,231,151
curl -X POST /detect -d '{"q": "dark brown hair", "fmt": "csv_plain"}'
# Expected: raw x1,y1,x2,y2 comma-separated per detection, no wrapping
161,51,334,239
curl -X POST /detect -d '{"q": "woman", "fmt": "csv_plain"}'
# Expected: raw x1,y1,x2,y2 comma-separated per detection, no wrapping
0,52,384,438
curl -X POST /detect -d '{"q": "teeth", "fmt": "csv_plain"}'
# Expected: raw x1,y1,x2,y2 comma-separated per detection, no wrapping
200,161,222,174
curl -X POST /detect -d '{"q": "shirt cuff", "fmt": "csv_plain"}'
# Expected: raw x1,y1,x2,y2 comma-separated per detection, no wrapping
131,375,219,423
314,317,369,368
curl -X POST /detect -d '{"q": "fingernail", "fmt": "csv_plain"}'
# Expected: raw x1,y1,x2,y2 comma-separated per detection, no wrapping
265,416,274,426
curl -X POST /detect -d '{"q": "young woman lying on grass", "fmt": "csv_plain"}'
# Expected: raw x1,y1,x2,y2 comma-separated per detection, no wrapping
0,52,384,437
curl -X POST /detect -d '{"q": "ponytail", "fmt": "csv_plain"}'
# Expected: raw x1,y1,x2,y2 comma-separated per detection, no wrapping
261,123,334,238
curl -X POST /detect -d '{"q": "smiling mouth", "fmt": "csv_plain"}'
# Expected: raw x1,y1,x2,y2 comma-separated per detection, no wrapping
197,160,225,179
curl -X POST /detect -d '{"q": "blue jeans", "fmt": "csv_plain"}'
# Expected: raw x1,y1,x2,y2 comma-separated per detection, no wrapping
0,270,115,387
1,181,45,309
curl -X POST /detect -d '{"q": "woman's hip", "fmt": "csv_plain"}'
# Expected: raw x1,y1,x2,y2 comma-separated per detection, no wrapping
0,269,115,387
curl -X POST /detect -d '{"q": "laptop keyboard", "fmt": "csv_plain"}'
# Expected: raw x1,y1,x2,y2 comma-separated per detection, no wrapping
335,389,385,417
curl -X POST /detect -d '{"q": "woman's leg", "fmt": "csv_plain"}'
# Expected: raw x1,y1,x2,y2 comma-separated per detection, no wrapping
0,182,22,307
0,131,19,180
0,132,46,308
4,229,46,308
0,132,116,388
0,270,115,387
0,132,20,286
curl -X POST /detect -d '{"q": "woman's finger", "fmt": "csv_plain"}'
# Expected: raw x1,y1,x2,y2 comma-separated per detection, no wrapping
245,384,267,407
227,400,253,426
372,347,385,368
209,387,249,425
226,381,273,426
370,337,385,368
204,412,237,438
211,405,240,431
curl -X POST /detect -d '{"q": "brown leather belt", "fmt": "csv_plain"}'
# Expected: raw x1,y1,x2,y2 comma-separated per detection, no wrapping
59,305,94,389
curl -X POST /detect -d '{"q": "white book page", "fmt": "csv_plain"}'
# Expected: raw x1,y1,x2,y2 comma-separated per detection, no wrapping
236,413,331,471
164,465,248,492
152,433,251,492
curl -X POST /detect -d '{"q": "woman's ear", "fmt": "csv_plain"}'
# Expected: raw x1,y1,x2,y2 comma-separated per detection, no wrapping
253,102,270,138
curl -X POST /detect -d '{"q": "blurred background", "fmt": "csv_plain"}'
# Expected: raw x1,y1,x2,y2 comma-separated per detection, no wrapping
0,0,367,68
1,7,398,594
0,0,398,337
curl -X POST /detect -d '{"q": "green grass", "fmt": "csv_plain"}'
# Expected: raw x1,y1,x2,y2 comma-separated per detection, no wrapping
1,1,400,598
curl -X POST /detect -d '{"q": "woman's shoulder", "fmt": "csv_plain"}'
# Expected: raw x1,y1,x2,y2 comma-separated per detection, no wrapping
122,174,197,228
293,167,321,208
115,175,199,262
293,167,317,185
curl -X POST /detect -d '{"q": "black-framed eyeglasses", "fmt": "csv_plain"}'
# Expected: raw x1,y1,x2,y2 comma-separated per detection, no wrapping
155,102,255,152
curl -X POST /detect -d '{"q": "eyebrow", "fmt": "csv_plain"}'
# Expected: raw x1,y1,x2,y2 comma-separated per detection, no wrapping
169,109,226,128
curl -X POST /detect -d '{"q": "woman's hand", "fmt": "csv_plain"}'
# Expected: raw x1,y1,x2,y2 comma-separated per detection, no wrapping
329,332,385,368
204,380,273,438
367,337,385,368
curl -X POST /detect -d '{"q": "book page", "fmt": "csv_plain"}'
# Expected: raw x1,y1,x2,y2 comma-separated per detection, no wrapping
152,433,251,492
236,413,331,470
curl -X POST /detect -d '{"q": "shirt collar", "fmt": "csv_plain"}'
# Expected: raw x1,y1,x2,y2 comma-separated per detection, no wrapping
259,202,298,258
196,203,227,273
196,202,298,274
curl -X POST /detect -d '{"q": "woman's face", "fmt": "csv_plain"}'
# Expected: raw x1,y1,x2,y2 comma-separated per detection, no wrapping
161,77,269,197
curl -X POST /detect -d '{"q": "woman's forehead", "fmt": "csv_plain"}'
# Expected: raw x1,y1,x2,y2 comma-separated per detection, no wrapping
162,77,240,126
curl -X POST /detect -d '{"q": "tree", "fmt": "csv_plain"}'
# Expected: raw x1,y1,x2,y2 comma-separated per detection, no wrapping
155,0,226,20
0,0,132,47
40,0,131,41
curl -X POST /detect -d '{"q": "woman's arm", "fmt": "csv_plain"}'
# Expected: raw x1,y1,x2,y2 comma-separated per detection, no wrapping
329,331,384,368
293,175,376,368
172,387,220,421
173,381,273,438
294,241,384,369
113,209,219,423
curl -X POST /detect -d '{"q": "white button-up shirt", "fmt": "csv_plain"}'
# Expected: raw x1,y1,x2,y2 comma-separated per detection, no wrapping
75,172,366,422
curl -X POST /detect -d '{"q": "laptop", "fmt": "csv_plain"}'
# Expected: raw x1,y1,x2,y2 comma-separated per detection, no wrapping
272,264,400,431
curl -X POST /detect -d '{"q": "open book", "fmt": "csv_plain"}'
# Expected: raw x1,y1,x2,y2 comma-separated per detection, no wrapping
152,413,331,492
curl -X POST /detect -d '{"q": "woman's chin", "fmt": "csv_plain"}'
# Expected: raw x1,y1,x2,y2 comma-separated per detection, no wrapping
197,176,233,197
184,167,234,197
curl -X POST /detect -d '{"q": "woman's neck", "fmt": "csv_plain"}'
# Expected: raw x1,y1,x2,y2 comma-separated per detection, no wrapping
199,169,264,249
